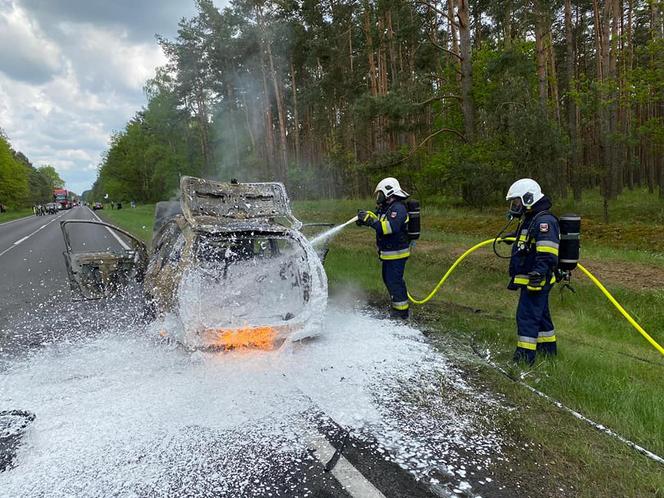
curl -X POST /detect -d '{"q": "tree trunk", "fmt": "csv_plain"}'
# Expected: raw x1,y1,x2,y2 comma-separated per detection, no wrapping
363,2,378,152
448,0,459,58
364,4,378,97
240,92,256,153
257,4,288,181
534,9,549,112
194,83,212,176
348,28,354,73
226,81,241,172
290,60,301,169
458,0,475,141
565,0,582,200
259,55,275,177
547,31,561,125
267,45,288,180
606,0,619,198
447,0,461,84
594,0,612,201
593,0,604,80
626,0,634,189
386,10,398,87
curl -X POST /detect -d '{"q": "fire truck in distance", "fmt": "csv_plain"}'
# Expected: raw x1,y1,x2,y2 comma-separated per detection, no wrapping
53,189,76,210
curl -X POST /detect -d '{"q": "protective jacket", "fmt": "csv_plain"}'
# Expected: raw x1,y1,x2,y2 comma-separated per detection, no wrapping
508,196,560,291
370,200,410,260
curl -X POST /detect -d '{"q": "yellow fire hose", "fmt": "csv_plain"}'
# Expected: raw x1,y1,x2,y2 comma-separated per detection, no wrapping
407,237,664,357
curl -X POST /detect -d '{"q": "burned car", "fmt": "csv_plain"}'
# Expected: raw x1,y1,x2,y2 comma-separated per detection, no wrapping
61,177,328,350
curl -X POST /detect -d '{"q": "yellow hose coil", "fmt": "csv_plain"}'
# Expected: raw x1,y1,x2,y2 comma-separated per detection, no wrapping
407,237,664,357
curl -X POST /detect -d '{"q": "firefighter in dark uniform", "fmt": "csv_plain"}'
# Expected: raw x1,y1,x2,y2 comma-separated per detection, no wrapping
505,178,560,364
357,177,411,319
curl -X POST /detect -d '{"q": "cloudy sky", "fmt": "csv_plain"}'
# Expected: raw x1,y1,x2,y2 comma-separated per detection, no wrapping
0,0,217,194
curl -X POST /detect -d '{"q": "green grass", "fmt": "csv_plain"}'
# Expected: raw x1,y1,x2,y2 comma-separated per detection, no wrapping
95,191,664,496
95,204,155,243
0,208,34,223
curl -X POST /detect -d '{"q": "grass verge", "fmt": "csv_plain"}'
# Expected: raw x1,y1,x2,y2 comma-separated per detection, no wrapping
94,204,155,243
0,208,34,224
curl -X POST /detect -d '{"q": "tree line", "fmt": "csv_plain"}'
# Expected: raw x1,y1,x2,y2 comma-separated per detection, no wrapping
0,131,66,209
92,0,664,207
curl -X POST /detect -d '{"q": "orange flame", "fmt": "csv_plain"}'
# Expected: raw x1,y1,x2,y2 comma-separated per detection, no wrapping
202,326,278,351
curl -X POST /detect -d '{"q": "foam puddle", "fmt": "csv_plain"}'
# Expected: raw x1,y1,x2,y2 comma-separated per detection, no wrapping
1,306,502,496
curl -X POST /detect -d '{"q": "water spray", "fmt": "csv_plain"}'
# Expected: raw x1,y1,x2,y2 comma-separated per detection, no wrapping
309,216,358,246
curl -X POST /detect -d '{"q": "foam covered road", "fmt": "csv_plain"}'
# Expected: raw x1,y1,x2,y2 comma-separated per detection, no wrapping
1,210,508,497
0,206,132,355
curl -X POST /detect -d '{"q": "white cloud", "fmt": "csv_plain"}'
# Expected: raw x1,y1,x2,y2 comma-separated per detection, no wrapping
0,67,132,193
59,22,168,92
0,0,212,194
0,2,62,83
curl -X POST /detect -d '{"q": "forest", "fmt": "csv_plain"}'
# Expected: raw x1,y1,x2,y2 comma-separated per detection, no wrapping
89,0,664,208
0,132,66,208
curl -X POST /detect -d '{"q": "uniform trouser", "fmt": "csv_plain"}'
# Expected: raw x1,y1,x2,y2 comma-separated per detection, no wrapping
381,258,409,318
514,284,556,364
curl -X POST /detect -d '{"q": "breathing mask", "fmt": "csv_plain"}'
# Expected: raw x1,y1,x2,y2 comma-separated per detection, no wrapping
508,199,524,219
507,191,534,219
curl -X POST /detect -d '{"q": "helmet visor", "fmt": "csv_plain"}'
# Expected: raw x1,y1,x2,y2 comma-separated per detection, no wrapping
508,198,524,218
375,191,386,204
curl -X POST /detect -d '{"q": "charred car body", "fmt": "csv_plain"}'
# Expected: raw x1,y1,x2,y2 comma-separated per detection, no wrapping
61,177,328,350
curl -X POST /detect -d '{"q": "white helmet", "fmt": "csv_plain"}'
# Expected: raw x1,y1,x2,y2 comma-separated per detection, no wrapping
374,177,408,203
506,178,544,208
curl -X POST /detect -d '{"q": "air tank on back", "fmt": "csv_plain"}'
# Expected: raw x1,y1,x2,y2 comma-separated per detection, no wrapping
558,214,581,271
406,200,420,241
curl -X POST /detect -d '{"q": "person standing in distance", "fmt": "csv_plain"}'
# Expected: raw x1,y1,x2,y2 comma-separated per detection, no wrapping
356,177,411,319
505,178,560,364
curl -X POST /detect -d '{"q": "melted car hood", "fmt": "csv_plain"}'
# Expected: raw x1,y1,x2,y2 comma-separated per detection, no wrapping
180,176,302,231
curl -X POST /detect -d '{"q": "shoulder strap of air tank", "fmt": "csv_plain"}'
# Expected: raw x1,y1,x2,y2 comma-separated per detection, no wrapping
526,210,558,238
392,200,407,215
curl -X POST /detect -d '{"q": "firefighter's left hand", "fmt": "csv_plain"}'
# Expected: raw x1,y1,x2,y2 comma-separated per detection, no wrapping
527,272,544,290
356,210,376,226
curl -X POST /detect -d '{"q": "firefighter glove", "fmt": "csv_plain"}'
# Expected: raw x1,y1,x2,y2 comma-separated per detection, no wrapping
527,272,544,291
356,210,377,226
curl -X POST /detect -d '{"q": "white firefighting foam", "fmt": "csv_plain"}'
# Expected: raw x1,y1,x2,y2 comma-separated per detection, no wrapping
0,306,502,497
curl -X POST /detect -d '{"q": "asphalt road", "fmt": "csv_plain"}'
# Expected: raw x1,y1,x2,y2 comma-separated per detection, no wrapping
0,208,449,497
0,207,134,348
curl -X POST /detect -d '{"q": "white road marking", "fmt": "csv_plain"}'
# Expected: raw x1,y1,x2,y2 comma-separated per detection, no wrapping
13,235,30,245
308,435,386,498
0,211,68,258
86,207,131,250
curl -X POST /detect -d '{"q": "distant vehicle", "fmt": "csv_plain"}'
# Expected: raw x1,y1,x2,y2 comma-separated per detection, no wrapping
45,202,58,214
53,189,75,210
60,177,328,351
92,202,103,210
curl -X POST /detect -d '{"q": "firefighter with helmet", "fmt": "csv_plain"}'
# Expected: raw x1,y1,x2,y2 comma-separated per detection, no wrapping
505,178,560,364
357,178,411,319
